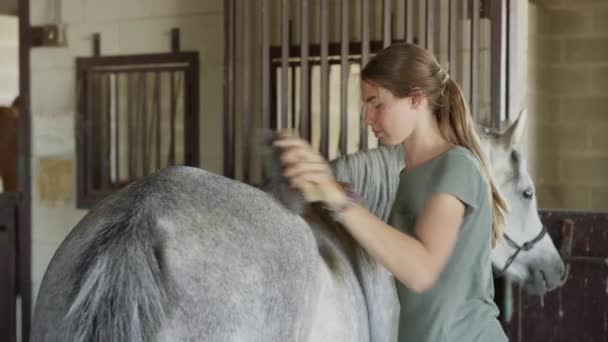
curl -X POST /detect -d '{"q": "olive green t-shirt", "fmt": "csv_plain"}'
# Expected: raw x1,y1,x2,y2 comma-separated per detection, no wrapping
387,146,507,342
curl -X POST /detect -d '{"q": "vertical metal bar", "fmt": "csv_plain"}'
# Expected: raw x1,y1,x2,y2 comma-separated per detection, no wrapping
448,0,458,81
281,0,290,130
0,197,17,342
261,0,270,131
243,0,251,183
114,73,120,184
320,0,329,158
360,0,370,150
507,0,517,123
102,74,110,189
169,72,176,165
223,0,236,179
300,0,310,141
141,72,148,176
87,73,95,194
340,0,349,155
470,0,480,120
184,60,199,168
383,0,391,47
490,0,505,131
17,0,32,335
127,73,134,181
155,72,161,170
134,73,141,179
405,0,413,43
425,0,435,51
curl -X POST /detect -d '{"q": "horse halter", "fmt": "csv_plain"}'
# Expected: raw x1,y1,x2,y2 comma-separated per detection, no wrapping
497,225,548,276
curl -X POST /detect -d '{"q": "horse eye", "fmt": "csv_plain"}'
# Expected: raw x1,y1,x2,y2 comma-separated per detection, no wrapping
523,189,534,199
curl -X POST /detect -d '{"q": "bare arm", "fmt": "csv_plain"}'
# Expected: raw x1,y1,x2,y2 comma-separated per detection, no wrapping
275,135,465,293
337,193,464,292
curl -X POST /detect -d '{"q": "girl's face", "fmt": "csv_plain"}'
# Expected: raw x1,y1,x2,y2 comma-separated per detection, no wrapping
360,81,420,146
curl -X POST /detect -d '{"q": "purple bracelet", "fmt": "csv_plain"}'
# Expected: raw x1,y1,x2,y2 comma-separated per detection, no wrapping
326,187,362,221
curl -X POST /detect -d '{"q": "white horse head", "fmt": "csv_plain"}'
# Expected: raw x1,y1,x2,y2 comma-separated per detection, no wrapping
479,109,566,295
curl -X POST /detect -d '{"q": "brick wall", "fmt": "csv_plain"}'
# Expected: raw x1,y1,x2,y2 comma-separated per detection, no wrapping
528,0,608,211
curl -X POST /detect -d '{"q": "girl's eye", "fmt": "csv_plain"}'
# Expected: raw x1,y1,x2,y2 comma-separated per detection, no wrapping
375,103,383,109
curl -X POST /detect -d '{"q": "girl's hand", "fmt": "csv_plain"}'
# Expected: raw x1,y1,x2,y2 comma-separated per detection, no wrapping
273,133,347,207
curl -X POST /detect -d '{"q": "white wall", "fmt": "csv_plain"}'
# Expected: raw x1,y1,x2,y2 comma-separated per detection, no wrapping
0,14,18,106
29,0,224,305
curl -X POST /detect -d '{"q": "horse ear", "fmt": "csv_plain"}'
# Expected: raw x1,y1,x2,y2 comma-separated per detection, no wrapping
502,108,528,148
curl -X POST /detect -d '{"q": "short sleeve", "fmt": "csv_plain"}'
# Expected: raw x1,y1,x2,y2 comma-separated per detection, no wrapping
431,150,485,213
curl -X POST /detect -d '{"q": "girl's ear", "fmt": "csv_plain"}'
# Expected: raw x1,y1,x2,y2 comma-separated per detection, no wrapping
409,89,425,109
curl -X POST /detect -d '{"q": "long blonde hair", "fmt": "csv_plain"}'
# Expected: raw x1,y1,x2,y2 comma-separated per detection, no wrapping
361,43,508,247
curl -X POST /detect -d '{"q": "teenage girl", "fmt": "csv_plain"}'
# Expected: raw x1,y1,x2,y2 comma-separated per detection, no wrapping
275,43,509,342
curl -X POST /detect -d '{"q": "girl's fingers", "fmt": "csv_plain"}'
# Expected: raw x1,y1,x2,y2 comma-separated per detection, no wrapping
273,136,308,147
283,161,330,178
289,171,330,188
281,147,324,164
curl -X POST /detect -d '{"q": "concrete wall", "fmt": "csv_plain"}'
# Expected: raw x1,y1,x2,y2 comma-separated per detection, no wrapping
29,0,224,304
0,14,18,106
528,0,608,211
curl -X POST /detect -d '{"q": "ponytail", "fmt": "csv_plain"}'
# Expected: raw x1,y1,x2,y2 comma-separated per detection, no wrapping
438,78,509,247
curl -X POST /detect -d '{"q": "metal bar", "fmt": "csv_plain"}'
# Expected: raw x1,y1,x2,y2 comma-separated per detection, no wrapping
190,67,200,169
78,52,197,70
281,0,290,130
0,198,17,342
425,0,435,51
169,72,176,165
101,74,110,189
243,0,251,183
134,74,140,179
470,0,480,120
507,0,517,123
186,63,199,167
340,0,349,155
320,0,329,158
490,0,505,131
171,28,180,52
155,72,161,170
360,0,370,150
142,73,152,177
405,0,413,43
262,0,270,131
223,0,236,178
383,0,391,47
93,33,100,57
114,73,120,184
127,74,134,181
448,0,458,81
17,0,32,334
300,0,310,141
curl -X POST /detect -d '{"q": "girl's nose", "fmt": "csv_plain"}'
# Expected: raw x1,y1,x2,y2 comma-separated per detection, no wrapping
362,106,374,126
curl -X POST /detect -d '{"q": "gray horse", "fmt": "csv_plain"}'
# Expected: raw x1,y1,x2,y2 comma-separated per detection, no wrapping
31,113,564,341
